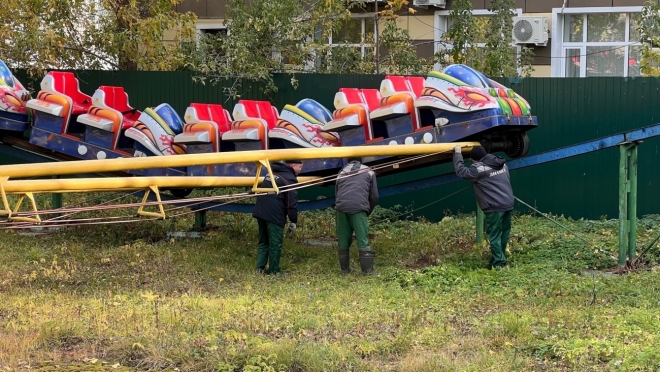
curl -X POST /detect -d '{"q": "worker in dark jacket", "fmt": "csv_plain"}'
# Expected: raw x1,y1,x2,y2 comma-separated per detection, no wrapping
454,146,514,269
334,157,379,274
252,160,302,274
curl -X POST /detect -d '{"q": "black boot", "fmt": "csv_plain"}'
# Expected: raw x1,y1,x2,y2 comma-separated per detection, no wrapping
359,249,375,275
338,249,351,274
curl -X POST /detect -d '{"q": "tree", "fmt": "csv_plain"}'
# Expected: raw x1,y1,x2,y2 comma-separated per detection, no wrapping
188,0,353,95
378,0,429,75
0,0,197,74
638,0,660,76
434,0,478,67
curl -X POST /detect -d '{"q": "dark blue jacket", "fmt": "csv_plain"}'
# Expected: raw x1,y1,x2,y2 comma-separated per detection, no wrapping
453,153,514,213
252,162,298,226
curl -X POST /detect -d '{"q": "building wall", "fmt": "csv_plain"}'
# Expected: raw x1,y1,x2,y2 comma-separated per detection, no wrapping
175,0,645,77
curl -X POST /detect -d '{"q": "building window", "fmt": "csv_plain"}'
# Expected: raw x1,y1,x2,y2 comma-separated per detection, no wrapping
434,9,524,71
551,7,642,77
324,15,376,57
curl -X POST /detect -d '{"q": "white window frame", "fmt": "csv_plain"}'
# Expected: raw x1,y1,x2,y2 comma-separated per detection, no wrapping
434,9,524,71
195,22,229,48
551,7,643,77
326,13,376,58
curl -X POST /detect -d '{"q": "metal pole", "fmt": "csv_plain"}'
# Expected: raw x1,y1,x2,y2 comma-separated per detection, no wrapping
51,175,62,218
194,210,207,230
476,203,484,244
628,144,638,261
618,144,629,266
375,0,379,74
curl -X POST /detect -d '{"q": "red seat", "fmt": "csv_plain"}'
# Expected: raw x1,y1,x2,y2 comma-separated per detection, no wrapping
50,72,92,112
385,75,409,92
240,100,260,118
98,86,134,113
407,77,426,97
256,101,278,130
208,104,232,132
191,103,212,121
339,88,364,104
360,89,382,112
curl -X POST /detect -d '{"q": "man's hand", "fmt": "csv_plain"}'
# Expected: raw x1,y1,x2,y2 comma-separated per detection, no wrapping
286,223,297,236
454,145,462,154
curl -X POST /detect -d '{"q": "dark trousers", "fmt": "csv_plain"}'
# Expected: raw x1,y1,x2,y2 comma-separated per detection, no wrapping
336,211,372,252
256,217,284,273
484,211,512,267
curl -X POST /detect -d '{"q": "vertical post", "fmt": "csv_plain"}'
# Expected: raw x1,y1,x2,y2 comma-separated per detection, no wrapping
628,144,638,261
194,210,207,230
618,144,629,267
476,203,484,244
51,175,62,219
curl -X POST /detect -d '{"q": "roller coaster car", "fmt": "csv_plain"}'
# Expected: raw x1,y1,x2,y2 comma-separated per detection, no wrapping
327,65,536,164
413,65,537,158
221,100,279,151
26,72,186,176
173,103,233,154
0,60,31,131
27,71,93,138
76,86,141,154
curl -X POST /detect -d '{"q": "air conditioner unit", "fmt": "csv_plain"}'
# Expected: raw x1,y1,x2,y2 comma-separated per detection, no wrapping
413,0,446,8
512,16,548,46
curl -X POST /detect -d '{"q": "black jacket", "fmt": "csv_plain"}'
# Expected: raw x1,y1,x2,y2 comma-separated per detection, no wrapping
334,161,379,215
453,153,514,213
252,161,299,226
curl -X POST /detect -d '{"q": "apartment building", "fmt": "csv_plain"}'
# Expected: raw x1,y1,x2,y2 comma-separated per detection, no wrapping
174,0,646,77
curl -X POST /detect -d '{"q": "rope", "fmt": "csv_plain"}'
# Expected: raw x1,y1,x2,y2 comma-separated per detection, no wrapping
371,186,471,226
514,196,590,244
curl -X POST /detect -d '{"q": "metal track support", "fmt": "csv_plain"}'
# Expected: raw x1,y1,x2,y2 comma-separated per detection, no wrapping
51,175,62,218
618,142,638,266
0,176,10,218
476,203,484,244
138,186,166,220
194,210,207,230
253,160,279,194
12,192,41,223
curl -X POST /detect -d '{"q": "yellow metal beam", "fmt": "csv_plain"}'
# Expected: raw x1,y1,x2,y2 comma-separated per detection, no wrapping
0,176,321,194
0,143,478,179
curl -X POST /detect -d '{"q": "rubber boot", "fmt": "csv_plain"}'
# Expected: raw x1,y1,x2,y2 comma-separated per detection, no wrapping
359,249,375,275
338,250,351,274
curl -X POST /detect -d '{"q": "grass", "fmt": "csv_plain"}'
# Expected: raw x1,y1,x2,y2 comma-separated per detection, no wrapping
2,192,660,371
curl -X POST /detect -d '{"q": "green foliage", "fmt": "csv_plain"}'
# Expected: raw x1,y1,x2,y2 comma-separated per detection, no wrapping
436,0,534,77
435,0,479,66
0,0,197,74
188,0,352,96
378,1,430,75
4,197,660,371
638,0,660,76
483,0,517,77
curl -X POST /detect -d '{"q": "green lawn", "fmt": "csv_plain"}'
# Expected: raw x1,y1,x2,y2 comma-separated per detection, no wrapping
1,202,660,371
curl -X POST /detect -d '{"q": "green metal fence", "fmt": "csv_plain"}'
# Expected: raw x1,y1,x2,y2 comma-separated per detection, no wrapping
11,70,660,220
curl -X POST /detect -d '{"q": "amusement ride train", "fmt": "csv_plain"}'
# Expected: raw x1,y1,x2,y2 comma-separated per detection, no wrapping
0,59,538,191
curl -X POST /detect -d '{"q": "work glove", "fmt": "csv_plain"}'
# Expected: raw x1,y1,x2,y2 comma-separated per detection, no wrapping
286,223,297,236
454,145,462,154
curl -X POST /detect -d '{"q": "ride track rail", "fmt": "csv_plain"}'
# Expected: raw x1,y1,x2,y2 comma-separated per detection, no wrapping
0,145,467,229
3,122,660,230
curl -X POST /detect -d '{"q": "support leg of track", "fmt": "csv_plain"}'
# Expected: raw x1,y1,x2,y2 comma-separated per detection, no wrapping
0,176,10,219
194,210,207,230
476,203,484,245
618,142,638,267
51,175,62,219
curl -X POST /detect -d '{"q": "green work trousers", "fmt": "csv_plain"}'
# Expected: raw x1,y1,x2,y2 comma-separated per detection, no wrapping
336,211,372,252
256,218,284,274
484,211,512,268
